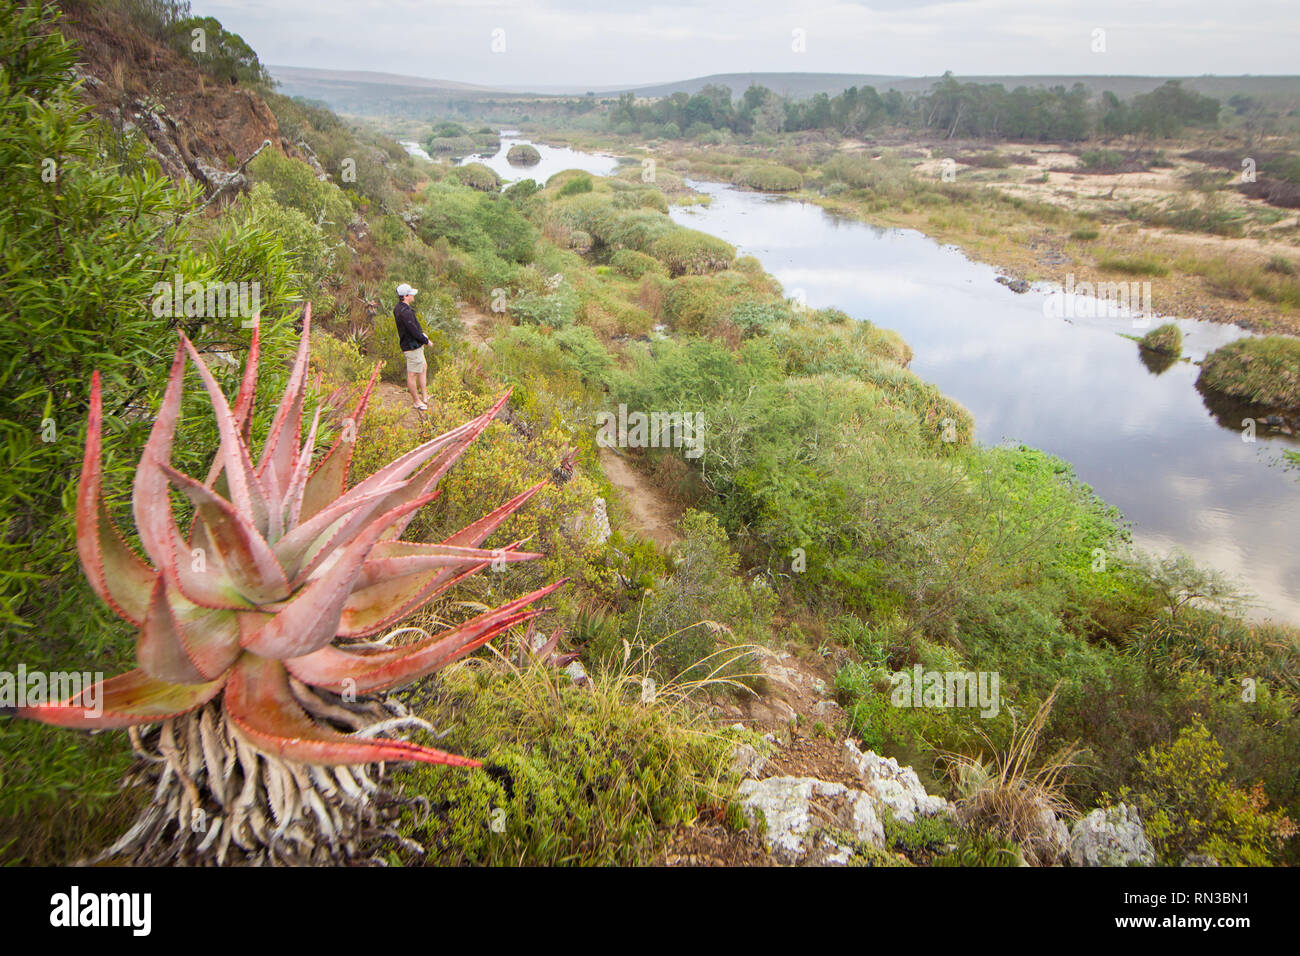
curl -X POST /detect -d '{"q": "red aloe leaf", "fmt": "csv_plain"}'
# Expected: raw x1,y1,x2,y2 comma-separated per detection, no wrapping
77,371,157,625
133,343,250,610
289,579,566,693
338,556,490,638
273,481,409,582
380,391,512,541
300,362,381,522
15,669,227,730
444,480,547,548
232,313,261,442
283,404,322,532
354,541,543,590
224,654,478,768
289,487,437,589
535,624,565,661
158,583,245,681
138,579,209,683
180,334,270,535
240,494,437,659
333,484,544,639
202,316,262,487
255,304,312,502
328,404,501,516
157,458,290,605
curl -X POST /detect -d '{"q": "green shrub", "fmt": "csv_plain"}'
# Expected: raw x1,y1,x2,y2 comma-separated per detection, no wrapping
1071,226,1100,241
649,228,736,276
558,174,593,196
611,249,668,279
732,164,803,191
397,662,736,865
511,283,579,327
1120,723,1296,866
1096,255,1170,277
1139,323,1182,357
618,510,773,685
1197,335,1300,410
506,143,541,166
454,162,502,192
247,149,352,235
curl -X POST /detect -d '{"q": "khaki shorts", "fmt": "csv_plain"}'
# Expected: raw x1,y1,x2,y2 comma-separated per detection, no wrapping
403,345,426,374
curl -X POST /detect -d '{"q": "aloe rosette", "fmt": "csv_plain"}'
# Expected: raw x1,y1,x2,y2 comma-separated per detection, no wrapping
18,306,562,863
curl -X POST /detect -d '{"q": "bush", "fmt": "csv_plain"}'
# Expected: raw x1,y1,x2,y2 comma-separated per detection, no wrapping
506,143,541,166
558,174,593,196
649,228,736,276
1197,335,1300,411
454,162,502,192
618,510,773,684
1121,723,1296,865
611,249,667,279
732,164,803,192
247,149,352,236
511,283,579,327
397,662,736,865
1139,323,1182,357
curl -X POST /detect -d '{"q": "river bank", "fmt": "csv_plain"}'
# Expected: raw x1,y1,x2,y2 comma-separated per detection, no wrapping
543,130,1300,337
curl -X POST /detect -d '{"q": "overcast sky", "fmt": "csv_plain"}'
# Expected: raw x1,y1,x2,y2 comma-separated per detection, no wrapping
201,0,1300,89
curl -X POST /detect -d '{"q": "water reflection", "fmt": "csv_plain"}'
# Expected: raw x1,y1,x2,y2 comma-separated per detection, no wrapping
457,134,619,186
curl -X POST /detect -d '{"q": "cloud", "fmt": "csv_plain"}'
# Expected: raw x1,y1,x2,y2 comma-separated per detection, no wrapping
202,0,1300,87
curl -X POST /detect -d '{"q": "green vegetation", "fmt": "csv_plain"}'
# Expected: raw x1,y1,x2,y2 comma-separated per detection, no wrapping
454,161,503,192
396,658,742,866
1198,336,1300,411
1119,723,1298,866
507,143,542,166
6,0,1298,869
606,75,1220,143
732,164,803,192
1140,323,1183,357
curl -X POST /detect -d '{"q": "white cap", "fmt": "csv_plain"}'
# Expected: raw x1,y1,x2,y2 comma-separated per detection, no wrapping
396,283,418,297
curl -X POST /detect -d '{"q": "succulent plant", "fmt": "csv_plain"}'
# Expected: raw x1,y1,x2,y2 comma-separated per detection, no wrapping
16,306,562,864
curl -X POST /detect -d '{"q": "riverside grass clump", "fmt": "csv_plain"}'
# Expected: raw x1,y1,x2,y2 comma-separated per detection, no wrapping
1139,323,1183,357
506,143,541,166
732,164,803,192
10,309,564,865
1197,335,1300,411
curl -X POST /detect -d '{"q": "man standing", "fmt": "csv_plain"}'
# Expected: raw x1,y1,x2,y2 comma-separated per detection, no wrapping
393,283,430,410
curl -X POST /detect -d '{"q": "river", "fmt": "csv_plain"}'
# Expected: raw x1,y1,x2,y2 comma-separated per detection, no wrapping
451,136,1300,623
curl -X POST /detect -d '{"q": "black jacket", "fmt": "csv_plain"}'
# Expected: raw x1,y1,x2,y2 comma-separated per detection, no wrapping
394,300,429,351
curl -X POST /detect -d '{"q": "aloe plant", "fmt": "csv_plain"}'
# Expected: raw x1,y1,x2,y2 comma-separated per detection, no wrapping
15,306,562,864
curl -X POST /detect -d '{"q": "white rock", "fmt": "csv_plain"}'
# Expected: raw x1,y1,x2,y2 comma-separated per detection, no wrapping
1067,803,1155,867
730,742,768,779
738,776,884,865
841,739,952,824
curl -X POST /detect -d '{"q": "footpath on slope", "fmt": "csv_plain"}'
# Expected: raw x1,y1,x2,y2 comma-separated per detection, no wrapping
370,306,892,865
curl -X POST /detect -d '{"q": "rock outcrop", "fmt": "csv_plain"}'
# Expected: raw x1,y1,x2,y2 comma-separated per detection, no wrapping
1067,803,1155,867
737,776,884,864
841,739,953,824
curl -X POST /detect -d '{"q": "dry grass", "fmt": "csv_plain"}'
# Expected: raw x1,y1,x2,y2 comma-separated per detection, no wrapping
941,686,1083,866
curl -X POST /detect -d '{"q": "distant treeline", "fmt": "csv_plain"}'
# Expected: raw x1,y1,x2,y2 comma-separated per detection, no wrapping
607,73,1228,142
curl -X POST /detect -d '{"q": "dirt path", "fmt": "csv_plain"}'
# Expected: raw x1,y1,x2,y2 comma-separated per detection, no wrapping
459,304,499,349
597,447,682,549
